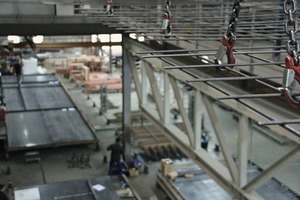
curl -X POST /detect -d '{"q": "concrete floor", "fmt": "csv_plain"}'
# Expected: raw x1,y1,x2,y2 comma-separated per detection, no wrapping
0,72,299,199
0,74,168,200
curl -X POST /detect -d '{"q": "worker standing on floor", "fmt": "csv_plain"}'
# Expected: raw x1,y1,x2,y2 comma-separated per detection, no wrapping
107,136,125,175
13,58,23,85
0,184,9,200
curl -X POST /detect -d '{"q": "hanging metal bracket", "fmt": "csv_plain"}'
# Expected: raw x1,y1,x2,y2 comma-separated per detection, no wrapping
282,56,300,109
214,35,236,72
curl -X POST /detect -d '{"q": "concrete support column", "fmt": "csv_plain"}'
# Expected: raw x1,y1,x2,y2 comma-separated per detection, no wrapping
122,44,132,162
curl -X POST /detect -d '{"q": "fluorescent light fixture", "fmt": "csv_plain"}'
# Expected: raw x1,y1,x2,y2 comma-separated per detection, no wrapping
33,35,44,44
137,36,145,42
7,35,20,44
129,33,137,39
98,34,110,43
110,34,122,42
91,34,98,43
200,56,209,64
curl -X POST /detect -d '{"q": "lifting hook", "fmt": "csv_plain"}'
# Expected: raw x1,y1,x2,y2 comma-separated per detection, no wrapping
214,35,236,72
282,55,300,109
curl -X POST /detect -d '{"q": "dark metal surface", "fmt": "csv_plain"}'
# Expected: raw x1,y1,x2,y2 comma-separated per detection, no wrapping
162,165,300,200
1,75,17,84
15,176,134,200
167,172,232,200
3,86,73,111
1,74,58,84
21,86,74,110
3,88,25,111
22,75,58,83
6,109,95,149
249,163,300,200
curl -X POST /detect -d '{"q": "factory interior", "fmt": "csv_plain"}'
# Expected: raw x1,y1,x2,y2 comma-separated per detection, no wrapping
0,0,299,199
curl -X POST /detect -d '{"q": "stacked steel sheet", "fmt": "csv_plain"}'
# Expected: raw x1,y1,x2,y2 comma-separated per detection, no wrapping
2,74,97,151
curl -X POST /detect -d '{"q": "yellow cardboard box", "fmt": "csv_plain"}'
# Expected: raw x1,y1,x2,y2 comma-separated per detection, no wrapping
167,171,178,180
129,168,139,177
161,158,174,176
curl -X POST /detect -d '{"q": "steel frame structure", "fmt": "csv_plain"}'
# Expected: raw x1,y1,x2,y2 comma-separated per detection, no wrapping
0,0,299,199
123,37,300,200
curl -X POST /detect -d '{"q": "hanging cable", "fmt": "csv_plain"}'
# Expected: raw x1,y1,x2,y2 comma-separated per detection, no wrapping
214,0,244,72
281,0,300,109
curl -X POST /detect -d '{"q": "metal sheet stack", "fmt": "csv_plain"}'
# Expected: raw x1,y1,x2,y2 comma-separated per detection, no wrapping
1,74,97,152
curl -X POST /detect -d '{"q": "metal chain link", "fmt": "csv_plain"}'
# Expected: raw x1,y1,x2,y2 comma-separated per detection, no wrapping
226,0,243,44
165,0,171,8
284,0,300,65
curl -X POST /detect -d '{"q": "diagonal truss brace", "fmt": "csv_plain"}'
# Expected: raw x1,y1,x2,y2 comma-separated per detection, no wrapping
203,96,238,183
144,61,164,120
244,145,300,192
124,50,142,102
169,76,195,147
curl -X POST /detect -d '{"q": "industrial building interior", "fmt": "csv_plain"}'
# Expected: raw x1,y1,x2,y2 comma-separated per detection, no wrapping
0,0,299,199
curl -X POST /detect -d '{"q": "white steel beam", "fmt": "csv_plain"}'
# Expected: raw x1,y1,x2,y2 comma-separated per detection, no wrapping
163,73,171,124
194,90,202,150
144,62,164,120
244,145,300,192
125,50,142,102
141,105,264,200
170,76,194,147
238,114,250,187
203,96,238,183
141,60,148,106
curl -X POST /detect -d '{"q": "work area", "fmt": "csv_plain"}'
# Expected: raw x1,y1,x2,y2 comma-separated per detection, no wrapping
0,0,300,200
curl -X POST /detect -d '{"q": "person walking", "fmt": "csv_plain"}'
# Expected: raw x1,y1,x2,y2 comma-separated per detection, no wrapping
107,137,124,175
0,184,9,200
13,59,23,85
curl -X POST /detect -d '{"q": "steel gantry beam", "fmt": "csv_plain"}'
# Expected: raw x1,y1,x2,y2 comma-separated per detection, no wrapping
124,34,300,199
115,1,299,199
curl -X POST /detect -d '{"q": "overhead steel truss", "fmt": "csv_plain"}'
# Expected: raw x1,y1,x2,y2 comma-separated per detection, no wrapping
124,37,300,200
1,0,299,199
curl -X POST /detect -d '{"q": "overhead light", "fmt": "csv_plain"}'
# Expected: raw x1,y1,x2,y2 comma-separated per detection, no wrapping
33,35,44,44
7,35,20,44
137,36,145,42
110,34,122,42
129,33,136,39
91,34,98,43
98,34,110,43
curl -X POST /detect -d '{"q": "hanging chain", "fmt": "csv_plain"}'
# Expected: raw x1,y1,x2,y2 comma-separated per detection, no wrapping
284,0,300,65
165,0,171,10
214,0,243,71
282,0,300,109
226,0,243,44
